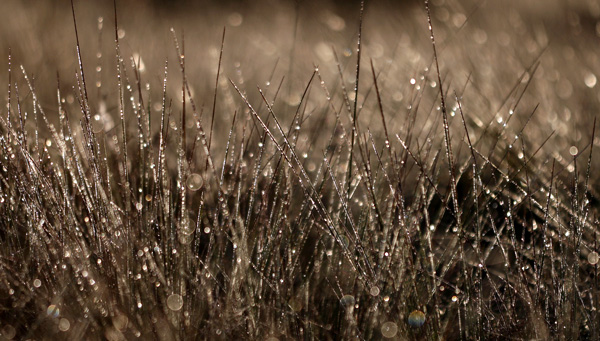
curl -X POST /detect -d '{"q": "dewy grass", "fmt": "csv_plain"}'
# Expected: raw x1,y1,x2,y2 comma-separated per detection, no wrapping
1,0,600,339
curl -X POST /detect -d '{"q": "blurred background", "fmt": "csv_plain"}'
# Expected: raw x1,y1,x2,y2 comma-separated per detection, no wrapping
0,0,599,159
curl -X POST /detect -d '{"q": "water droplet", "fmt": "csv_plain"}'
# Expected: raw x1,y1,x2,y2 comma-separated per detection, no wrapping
47,304,60,318
179,233,193,245
113,314,129,331
340,295,355,308
381,321,398,338
228,12,243,27
1,325,16,339
288,297,303,312
585,73,597,88
167,294,183,311
324,12,345,31
452,295,458,302
33,279,41,288
569,146,578,156
408,310,426,327
58,318,71,331
370,286,380,297
589,252,599,265
186,173,203,191
91,114,104,133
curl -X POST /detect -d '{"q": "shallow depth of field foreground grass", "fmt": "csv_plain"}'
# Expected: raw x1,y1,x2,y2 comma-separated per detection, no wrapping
2,0,600,339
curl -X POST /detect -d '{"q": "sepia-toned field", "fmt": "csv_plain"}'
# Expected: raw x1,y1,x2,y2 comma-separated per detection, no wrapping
1,0,600,339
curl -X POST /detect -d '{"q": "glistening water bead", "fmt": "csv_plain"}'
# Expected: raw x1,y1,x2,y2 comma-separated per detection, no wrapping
380,321,398,338
0,325,16,340
91,114,104,133
340,295,355,308
408,310,426,327
186,173,203,191
167,294,184,311
47,305,60,318
58,318,70,332
589,251,599,265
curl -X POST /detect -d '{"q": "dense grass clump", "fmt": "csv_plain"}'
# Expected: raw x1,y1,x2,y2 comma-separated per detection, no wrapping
2,0,600,339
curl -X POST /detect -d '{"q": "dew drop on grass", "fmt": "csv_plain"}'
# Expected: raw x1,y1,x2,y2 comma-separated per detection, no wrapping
113,314,129,331
340,295,355,308
58,318,70,332
167,294,183,311
370,286,380,297
33,279,41,288
569,146,578,156
179,234,193,245
91,114,105,133
47,305,60,318
408,310,426,327
339,235,349,248
288,297,303,312
381,321,398,338
589,252,599,265
585,73,597,88
1,325,16,339
186,174,203,191
228,12,243,27
324,13,345,31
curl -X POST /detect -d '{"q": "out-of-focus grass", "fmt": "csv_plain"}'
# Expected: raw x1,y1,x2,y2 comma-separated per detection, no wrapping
1,0,600,340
